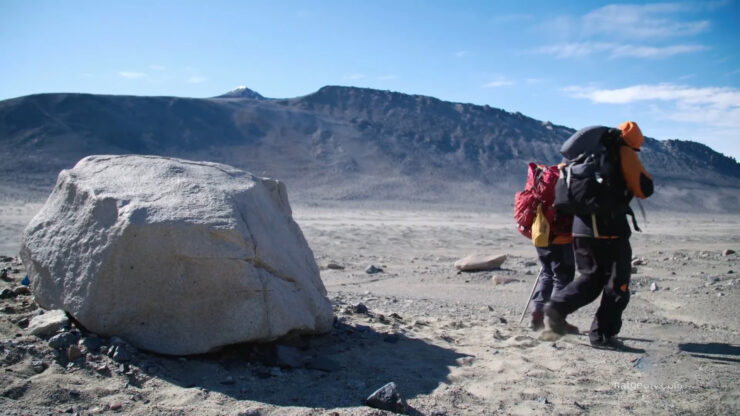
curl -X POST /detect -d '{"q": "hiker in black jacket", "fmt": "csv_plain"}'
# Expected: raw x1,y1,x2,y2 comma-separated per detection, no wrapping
545,121,653,350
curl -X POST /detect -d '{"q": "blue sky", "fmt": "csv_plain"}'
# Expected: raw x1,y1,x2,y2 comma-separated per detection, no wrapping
1,0,738,159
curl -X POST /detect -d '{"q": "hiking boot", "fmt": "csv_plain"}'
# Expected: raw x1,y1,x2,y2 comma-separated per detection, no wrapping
590,336,644,352
565,322,580,335
529,312,545,331
544,303,568,335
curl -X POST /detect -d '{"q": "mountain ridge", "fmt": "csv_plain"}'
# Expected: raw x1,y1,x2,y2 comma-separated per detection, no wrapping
1,86,738,211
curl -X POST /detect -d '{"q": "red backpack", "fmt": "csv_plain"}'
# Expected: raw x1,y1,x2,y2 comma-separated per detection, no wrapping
514,163,559,239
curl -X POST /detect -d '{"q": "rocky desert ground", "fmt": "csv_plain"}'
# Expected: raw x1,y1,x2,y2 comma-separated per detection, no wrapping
0,202,738,415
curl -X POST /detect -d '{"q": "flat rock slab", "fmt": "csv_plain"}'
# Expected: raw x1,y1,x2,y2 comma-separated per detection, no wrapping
454,254,507,272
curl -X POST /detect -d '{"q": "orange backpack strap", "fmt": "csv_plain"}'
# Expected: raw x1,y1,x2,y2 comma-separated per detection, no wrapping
620,146,653,199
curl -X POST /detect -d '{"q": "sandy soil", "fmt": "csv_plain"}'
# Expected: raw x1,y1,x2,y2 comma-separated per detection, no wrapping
0,203,738,415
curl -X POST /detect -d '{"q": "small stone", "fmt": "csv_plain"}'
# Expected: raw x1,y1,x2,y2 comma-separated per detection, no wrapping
631,259,645,266
492,275,516,285
31,360,46,374
49,331,81,349
12,286,31,296
353,303,369,314
110,346,133,363
650,282,659,292
67,345,84,361
365,382,408,414
326,263,345,270
365,265,383,274
717,292,724,297
0,288,15,299
722,249,735,256
109,401,123,411
631,266,638,274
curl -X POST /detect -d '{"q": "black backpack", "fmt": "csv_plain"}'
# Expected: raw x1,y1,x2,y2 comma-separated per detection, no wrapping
554,126,623,216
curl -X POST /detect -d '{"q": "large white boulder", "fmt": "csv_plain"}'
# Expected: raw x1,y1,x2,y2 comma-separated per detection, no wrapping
20,155,333,355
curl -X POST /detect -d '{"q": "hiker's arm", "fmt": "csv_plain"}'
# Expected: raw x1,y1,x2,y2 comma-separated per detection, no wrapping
620,146,653,199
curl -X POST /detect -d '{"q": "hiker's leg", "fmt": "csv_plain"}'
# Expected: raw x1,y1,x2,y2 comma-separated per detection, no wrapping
549,237,609,316
531,246,555,314
549,242,576,298
590,239,632,341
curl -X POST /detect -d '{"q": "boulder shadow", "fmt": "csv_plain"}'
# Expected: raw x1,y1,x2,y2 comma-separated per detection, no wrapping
678,342,740,363
137,318,469,410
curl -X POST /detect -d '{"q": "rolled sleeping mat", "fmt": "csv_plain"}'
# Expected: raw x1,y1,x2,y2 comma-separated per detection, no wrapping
620,146,653,199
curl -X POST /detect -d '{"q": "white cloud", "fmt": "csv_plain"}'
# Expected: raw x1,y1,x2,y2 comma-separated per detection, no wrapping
482,78,515,88
537,42,706,59
455,50,470,58
118,71,146,79
563,83,740,129
344,73,366,80
187,76,207,84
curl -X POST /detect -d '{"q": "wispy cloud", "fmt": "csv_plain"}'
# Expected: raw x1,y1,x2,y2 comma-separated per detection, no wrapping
482,77,515,88
563,83,740,128
455,50,470,58
537,42,706,59
535,3,716,60
187,76,207,84
582,4,710,40
118,71,146,80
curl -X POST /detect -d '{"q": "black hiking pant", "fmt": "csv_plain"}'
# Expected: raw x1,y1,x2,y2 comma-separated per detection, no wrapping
548,236,632,342
531,243,575,314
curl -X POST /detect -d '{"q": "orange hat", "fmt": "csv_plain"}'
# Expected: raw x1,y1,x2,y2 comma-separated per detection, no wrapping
618,121,644,149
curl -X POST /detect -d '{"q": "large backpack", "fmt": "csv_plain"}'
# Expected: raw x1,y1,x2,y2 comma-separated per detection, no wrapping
553,126,623,216
514,163,559,239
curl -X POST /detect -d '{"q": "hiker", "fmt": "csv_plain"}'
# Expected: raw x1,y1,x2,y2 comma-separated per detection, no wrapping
512,163,578,332
528,209,579,333
545,121,653,350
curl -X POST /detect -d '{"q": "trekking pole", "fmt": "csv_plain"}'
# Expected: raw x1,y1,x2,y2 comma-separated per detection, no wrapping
519,267,543,325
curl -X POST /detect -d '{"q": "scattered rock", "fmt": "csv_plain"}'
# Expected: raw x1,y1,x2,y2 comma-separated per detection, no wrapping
631,266,639,274
650,282,659,292
27,309,69,337
353,303,369,314
0,288,15,299
67,345,84,361
365,265,384,274
48,330,81,349
365,382,408,414
722,249,735,256
31,360,46,374
492,275,517,285
326,263,345,270
631,259,645,266
12,286,31,296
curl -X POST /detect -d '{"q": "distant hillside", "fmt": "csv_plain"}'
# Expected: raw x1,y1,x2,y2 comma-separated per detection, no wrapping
1,86,738,211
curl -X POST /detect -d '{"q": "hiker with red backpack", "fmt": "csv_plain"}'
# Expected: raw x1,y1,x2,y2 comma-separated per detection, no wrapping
514,164,579,333
545,121,653,351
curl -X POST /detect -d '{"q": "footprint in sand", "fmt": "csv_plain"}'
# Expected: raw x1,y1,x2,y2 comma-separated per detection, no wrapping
538,330,562,342
504,335,539,349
